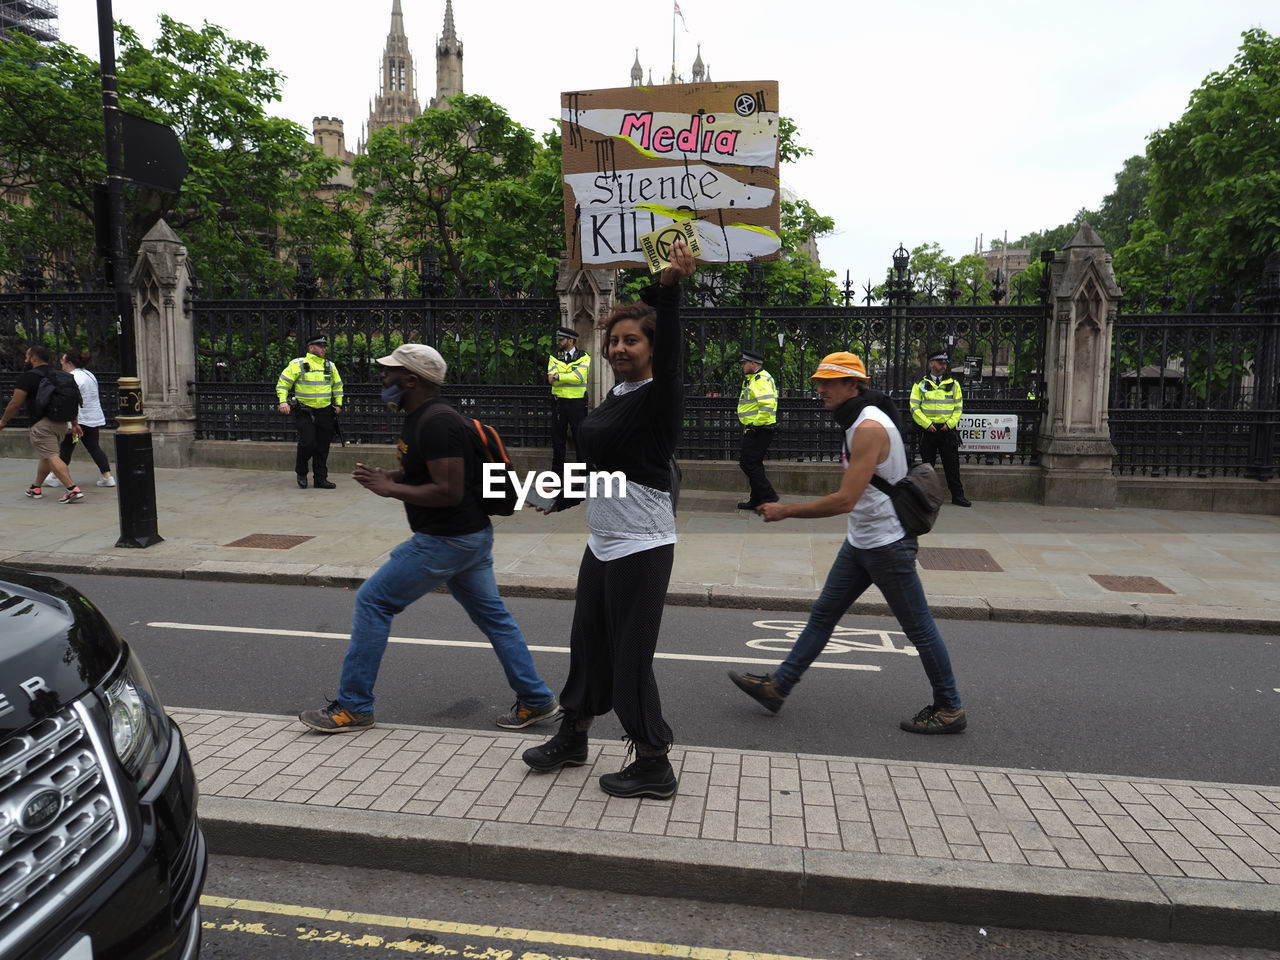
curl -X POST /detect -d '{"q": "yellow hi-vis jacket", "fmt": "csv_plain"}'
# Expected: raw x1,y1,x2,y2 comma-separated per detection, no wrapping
910,375,963,429
738,369,778,427
276,355,343,409
548,350,590,399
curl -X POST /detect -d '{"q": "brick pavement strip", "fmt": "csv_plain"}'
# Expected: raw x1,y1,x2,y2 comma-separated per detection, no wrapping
178,708,1280,947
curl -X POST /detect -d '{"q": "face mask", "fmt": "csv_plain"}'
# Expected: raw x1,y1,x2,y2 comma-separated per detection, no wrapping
381,383,405,410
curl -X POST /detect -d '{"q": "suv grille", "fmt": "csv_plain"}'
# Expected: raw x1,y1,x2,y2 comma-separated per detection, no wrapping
0,702,127,937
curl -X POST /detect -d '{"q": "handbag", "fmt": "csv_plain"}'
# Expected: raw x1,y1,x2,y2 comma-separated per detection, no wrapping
869,464,945,537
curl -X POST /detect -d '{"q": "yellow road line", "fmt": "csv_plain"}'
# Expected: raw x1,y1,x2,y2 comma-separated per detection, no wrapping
200,895,830,960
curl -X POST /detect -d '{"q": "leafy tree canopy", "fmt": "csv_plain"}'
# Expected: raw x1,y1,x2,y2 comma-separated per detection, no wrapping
353,93,562,292
0,32,106,279
1,17,340,285
1140,27,1280,299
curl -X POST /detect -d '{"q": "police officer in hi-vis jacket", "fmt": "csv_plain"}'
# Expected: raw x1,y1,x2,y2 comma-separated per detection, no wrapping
547,326,590,477
277,335,344,489
909,349,971,507
736,347,779,510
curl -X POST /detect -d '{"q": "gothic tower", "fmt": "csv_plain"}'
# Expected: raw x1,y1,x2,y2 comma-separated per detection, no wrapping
429,0,464,109
366,0,421,142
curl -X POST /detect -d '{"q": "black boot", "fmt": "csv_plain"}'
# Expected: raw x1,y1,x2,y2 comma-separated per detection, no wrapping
599,742,677,799
522,715,589,772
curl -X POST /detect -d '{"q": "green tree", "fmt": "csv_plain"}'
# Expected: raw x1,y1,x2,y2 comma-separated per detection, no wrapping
1093,155,1150,252
0,18,342,285
117,17,340,284
871,242,992,304
354,93,559,291
0,33,106,278
450,128,565,291
1142,27,1280,297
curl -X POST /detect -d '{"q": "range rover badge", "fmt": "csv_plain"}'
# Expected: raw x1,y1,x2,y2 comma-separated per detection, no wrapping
20,789,63,832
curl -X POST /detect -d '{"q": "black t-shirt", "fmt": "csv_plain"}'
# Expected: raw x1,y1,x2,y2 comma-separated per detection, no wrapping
399,398,489,536
14,366,49,421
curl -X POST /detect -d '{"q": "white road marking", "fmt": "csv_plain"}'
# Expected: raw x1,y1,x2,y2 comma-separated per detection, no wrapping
146,621,882,671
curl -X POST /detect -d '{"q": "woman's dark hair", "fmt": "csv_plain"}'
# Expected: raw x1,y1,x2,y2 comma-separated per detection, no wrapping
61,350,90,368
598,302,657,345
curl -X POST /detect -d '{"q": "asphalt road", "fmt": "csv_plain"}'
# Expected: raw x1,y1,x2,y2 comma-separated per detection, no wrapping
56,573,1280,786
200,854,1280,960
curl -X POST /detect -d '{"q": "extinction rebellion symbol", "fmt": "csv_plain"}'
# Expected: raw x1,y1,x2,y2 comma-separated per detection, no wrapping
734,93,757,117
20,788,62,832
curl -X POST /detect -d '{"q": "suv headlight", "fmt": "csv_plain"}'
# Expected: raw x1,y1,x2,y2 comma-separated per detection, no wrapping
101,647,172,791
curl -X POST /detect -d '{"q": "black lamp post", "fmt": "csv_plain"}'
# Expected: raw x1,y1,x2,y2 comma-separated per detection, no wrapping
97,0,161,547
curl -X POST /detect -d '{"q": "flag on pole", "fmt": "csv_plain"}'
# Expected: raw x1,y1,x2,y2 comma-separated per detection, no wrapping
674,0,689,31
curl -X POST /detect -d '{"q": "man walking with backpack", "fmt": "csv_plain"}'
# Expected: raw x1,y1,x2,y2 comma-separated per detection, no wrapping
0,345,84,503
726,352,966,734
299,343,560,734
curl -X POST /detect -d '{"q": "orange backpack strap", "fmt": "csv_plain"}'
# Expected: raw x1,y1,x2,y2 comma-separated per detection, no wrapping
471,418,509,463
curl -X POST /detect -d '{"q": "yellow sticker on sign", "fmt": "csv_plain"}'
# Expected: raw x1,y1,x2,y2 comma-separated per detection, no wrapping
638,220,703,273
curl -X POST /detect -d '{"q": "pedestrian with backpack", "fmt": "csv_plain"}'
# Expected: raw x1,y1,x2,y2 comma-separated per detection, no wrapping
0,345,84,503
44,351,115,491
298,343,559,735
727,352,967,735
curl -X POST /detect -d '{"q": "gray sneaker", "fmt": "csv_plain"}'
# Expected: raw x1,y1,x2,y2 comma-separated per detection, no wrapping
728,671,787,714
496,697,561,729
298,699,374,733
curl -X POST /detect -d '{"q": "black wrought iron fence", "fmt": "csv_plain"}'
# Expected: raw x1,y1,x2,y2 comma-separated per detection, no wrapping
191,260,564,444
677,247,1049,464
1109,281,1280,479
0,266,121,427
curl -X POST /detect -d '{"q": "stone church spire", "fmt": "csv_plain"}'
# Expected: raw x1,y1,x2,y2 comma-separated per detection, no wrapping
630,48,643,86
430,0,464,109
366,0,421,141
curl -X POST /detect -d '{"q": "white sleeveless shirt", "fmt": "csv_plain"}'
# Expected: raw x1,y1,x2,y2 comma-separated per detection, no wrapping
843,405,907,548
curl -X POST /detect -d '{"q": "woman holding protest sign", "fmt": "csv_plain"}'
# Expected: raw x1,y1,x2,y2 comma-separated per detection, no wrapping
522,238,697,800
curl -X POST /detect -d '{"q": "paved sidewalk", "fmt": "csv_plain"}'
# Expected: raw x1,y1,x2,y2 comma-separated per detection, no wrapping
183,708,1280,948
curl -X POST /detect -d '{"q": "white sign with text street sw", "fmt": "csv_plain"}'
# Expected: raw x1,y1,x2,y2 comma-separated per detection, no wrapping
957,414,1018,453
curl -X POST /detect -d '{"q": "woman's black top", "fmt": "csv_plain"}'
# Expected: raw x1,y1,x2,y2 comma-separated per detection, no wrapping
573,282,682,490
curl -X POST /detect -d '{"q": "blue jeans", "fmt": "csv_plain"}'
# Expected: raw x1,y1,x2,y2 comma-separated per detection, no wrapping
336,526,554,714
774,538,961,709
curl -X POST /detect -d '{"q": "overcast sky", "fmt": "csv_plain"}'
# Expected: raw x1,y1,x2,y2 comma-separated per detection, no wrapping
60,0,1278,282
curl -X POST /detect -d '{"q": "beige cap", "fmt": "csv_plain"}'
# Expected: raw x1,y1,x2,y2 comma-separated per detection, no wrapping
376,343,447,385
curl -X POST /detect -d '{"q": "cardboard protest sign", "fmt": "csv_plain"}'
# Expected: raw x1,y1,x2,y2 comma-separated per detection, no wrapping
561,82,781,269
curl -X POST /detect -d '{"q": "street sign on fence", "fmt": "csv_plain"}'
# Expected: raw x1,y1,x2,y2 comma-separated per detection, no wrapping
957,414,1018,453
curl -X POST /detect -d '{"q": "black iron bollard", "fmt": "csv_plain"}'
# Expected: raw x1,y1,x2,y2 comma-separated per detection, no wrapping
114,376,162,548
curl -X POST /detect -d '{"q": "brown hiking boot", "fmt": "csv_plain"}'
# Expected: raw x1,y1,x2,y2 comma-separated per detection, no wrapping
728,671,787,714
900,703,967,734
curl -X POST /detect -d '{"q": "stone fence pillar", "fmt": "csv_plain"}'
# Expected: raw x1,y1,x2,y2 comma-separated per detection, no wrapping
556,258,619,409
1037,222,1120,507
129,220,197,467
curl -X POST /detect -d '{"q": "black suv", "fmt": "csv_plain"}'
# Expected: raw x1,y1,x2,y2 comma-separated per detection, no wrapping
0,567,206,960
